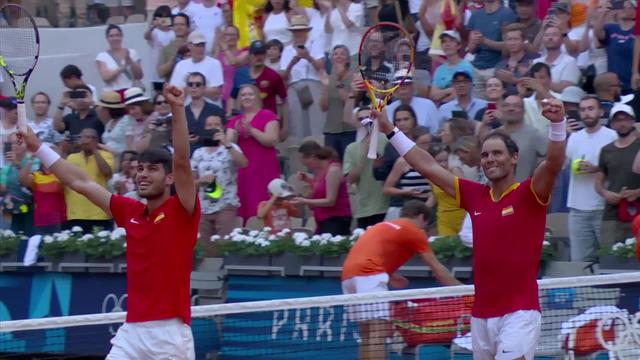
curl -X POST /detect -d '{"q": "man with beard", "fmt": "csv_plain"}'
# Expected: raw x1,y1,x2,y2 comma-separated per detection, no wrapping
565,96,617,262
596,103,640,250
373,95,567,359
19,84,199,359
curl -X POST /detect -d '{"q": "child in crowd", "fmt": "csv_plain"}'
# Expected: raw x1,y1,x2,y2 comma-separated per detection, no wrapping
427,143,466,236
257,178,301,233
265,39,284,71
110,150,138,195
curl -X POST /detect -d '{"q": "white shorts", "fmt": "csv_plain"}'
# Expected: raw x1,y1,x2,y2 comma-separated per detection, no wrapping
471,310,541,360
341,273,390,322
106,318,195,360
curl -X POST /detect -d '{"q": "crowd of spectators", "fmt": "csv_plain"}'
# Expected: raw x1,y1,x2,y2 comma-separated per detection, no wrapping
2,0,640,264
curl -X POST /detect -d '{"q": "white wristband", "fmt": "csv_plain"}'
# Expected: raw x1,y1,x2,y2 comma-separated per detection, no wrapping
388,129,415,157
548,119,567,142
35,144,61,168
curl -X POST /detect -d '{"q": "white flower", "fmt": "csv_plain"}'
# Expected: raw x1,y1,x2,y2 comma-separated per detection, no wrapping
197,232,202,239
542,241,550,246
210,235,221,242
249,230,259,237
97,231,110,238
71,226,83,233
293,232,309,241
330,236,344,243
625,238,636,246
230,228,243,236
111,228,126,240
231,235,244,242
57,234,69,242
3,230,15,237
428,236,439,243
268,235,277,241
262,227,273,233
80,234,93,242
300,240,311,247
280,228,291,234
43,236,53,244
352,228,365,236
320,233,332,240
613,243,624,251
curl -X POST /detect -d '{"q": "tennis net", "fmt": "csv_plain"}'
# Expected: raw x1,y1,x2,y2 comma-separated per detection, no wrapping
2,273,640,359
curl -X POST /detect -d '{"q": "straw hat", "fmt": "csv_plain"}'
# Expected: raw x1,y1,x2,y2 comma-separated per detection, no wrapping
287,15,311,31
97,91,124,109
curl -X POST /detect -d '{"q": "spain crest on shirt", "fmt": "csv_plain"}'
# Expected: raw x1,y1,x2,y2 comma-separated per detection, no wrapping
501,206,514,217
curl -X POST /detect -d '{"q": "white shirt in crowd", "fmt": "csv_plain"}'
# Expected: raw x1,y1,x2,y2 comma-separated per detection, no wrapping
533,53,581,86
524,91,561,134
327,2,365,55
170,56,224,89
148,28,176,81
190,4,224,53
280,37,325,84
565,126,618,211
171,1,201,17
385,97,440,135
95,49,142,91
263,11,292,46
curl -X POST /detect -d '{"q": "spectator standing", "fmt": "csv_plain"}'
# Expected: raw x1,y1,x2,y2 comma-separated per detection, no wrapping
0,97,18,145
386,71,440,134
262,0,294,46
474,78,506,127
145,93,174,151
596,104,640,249
280,15,326,141
514,0,541,44
257,178,302,233
566,96,618,262
59,64,99,104
520,62,560,134
427,143,466,236
439,118,478,180
64,128,114,233
192,116,248,255
230,40,288,118
144,6,176,85
495,24,538,94
373,105,419,182
431,31,474,104
53,85,104,142
214,25,249,106
325,0,365,57
184,72,226,153
533,26,581,92
499,94,548,181
226,85,281,222
293,141,353,235
29,92,59,145
99,91,131,156
594,0,636,93
171,0,200,16
594,72,623,121
320,45,356,160
18,144,66,235
157,13,190,82
266,39,285,70
190,0,224,54
96,24,144,92
466,0,516,97
438,71,488,125
124,88,154,153
170,31,224,105
344,130,389,229
0,133,40,235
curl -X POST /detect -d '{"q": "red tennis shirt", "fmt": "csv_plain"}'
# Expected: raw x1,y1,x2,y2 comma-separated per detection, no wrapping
455,177,547,318
110,194,200,325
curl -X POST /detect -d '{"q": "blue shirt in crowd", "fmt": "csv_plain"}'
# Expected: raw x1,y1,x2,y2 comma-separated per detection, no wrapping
432,60,475,89
466,6,517,70
603,23,634,91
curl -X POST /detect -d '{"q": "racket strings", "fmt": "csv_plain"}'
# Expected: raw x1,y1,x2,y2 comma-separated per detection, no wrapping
0,6,38,76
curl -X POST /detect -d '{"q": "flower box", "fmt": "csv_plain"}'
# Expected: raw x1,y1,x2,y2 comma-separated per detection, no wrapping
271,253,321,276
321,254,346,267
599,255,640,270
0,230,25,265
223,253,270,266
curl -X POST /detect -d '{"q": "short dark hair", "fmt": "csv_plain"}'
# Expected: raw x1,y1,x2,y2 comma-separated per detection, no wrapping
410,126,430,141
173,12,190,27
106,24,123,37
266,39,284,53
153,5,171,18
265,0,290,13
529,62,551,78
482,131,519,156
31,91,51,105
138,148,173,173
60,64,83,79
120,150,138,166
393,104,417,125
579,95,601,109
400,200,431,221
187,71,206,84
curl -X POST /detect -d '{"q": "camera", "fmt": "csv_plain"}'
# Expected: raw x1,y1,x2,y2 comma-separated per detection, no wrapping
152,114,172,127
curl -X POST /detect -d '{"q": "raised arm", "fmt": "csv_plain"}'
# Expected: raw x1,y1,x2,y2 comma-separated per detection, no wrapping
164,84,197,214
531,98,566,203
374,110,457,197
19,127,112,217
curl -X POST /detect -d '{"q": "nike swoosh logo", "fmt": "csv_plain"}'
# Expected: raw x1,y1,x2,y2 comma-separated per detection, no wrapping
130,218,139,224
502,350,513,354
474,211,481,216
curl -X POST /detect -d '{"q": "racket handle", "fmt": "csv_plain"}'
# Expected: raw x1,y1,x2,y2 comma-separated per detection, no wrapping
17,100,28,133
367,120,379,160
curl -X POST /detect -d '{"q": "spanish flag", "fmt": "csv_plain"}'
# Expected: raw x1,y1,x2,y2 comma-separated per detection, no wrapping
231,0,266,48
429,0,458,57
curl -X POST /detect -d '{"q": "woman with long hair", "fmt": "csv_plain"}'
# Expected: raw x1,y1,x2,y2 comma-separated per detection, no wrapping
373,104,420,181
262,0,294,46
292,141,352,235
96,24,143,92
226,84,281,222
214,25,249,106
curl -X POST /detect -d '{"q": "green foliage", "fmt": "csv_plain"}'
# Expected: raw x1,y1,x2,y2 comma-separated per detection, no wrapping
40,231,84,260
598,238,637,259
0,230,25,256
82,228,126,260
429,236,472,262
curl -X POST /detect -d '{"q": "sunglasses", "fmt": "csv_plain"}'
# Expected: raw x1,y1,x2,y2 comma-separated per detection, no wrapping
187,82,203,88
155,100,168,105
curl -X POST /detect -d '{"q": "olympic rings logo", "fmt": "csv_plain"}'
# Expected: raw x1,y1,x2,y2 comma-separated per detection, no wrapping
596,312,640,352
102,293,128,335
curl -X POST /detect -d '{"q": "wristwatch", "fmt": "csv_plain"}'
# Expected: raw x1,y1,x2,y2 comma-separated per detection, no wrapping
386,127,400,140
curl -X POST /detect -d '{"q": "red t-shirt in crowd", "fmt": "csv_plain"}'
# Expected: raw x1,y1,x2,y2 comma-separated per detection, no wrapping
456,177,547,318
231,66,287,114
110,195,200,325
32,172,66,227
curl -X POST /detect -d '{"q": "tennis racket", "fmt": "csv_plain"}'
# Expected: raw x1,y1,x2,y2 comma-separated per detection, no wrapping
0,4,41,134
358,22,414,159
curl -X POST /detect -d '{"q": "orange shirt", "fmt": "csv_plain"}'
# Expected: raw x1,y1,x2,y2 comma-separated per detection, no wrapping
258,200,300,233
341,219,430,281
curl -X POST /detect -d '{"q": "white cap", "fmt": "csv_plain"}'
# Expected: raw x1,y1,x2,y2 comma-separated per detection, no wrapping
391,69,413,85
439,30,461,43
609,103,636,120
268,178,294,198
188,31,206,44
558,86,586,104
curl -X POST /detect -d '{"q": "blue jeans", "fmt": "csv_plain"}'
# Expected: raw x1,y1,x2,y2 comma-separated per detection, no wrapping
568,208,603,262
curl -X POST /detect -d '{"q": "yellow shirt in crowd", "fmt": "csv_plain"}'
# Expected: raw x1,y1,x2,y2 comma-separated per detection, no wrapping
65,150,114,221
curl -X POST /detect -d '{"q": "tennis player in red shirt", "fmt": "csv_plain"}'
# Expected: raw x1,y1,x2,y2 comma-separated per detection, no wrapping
372,98,566,360
19,84,200,359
